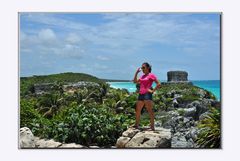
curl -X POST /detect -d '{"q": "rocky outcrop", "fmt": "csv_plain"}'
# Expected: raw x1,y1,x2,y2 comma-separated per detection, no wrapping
19,127,85,149
153,96,218,148
19,127,35,148
116,127,171,148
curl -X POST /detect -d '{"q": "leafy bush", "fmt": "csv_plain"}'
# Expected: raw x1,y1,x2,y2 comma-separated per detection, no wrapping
20,98,53,136
47,103,131,146
157,102,167,111
20,98,41,127
125,94,137,108
196,107,221,148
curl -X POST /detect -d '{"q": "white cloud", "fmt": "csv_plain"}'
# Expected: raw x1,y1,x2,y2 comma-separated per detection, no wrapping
59,44,85,58
38,29,56,41
79,64,87,68
94,63,108,70
22,13,93,33
21,13,219,57
66,33,81,44
20,31,27,41
20,28,86,59
96,55,110,61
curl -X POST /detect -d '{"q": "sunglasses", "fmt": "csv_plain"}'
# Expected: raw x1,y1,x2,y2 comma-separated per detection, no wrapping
141,67,146,69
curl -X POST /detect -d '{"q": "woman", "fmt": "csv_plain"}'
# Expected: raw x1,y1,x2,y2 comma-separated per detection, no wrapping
133,62,161,131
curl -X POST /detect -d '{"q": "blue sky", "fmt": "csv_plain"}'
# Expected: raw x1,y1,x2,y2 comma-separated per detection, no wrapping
20,13,220,80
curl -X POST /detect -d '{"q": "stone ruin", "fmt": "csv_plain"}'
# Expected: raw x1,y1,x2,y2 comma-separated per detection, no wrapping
163,71,192,85
34,83,54,95
63,81,100,93
167,71,188,82
33,81,100,95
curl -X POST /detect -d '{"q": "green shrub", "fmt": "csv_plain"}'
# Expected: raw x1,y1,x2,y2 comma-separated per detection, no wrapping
20,98,41,127
125,94,137,108
196,107,221,148
29,117,52,138
156,101,167,111
20,98,52,137
49,103,131,146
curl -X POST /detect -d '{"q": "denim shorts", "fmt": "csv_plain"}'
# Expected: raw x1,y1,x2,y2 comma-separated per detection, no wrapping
138,92,153,100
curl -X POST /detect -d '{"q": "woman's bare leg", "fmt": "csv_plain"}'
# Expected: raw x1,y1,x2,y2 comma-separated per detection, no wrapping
144,100,155,130
135,100,145,128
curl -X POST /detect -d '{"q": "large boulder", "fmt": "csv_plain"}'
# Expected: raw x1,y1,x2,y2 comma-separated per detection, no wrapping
122,128,140,138
116,127,171,148
19,127,35,148
35,138,62,148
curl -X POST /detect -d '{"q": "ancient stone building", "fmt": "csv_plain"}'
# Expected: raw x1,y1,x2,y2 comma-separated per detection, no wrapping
34,83,54,95
167,71,188,82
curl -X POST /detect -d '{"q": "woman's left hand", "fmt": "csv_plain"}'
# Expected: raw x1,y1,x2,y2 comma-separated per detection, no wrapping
148,89,154,93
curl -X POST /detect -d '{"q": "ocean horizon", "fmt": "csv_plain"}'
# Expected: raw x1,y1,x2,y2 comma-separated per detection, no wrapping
107,80,220,101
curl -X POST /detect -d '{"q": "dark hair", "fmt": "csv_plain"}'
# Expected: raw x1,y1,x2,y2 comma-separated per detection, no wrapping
142,62,152,73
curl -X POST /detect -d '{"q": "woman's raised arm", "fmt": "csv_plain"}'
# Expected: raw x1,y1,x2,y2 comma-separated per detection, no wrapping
133,68,141,84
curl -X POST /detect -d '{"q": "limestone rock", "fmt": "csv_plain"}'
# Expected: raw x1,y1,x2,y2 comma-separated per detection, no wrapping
189,128,199,141
171,133,194,148
20,128,92,149
19,127,35,148
117,127,171,148
60,143,85,148
35,139,62,148
191,100,209,120
183,107,197,118
116,137,131,148
122,127,140,138
89,146,100,148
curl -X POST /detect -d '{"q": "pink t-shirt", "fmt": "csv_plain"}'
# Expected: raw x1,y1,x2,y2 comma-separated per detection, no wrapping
139,73,157,94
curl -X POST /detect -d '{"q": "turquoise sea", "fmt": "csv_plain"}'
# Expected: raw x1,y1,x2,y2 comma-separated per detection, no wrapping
107,80,220,101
